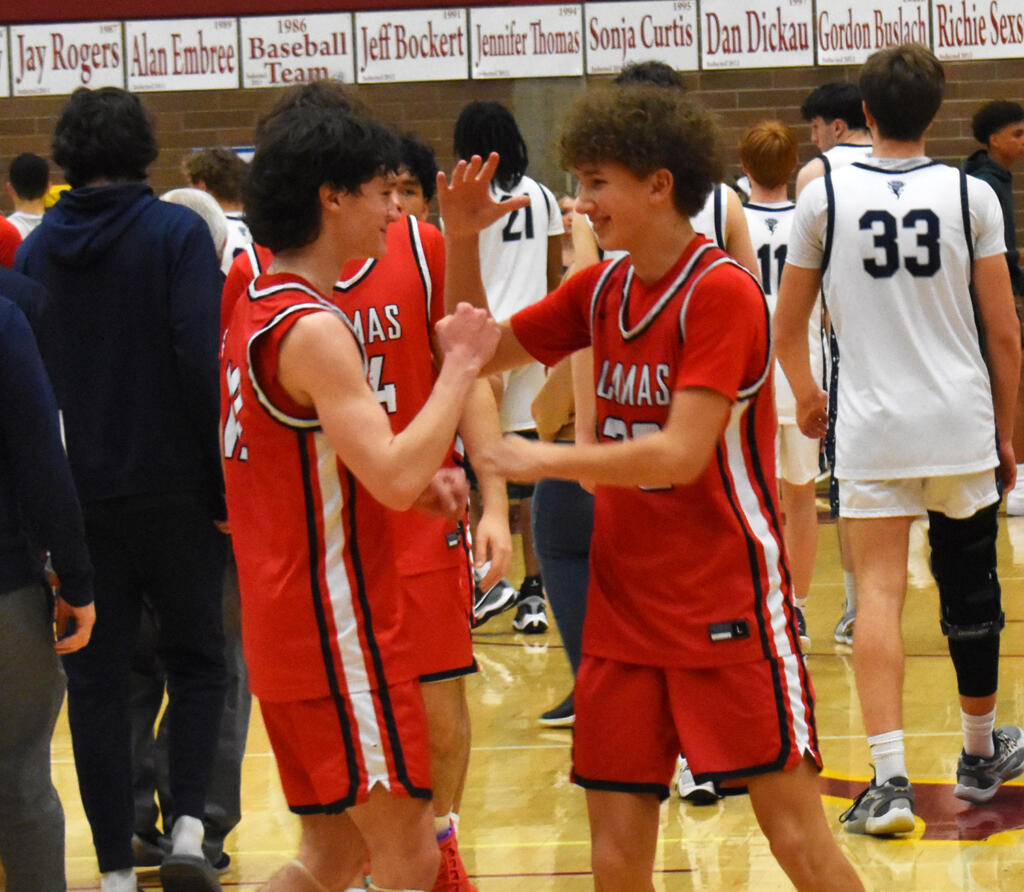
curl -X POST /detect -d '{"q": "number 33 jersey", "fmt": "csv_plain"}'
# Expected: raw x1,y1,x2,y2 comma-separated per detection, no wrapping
787,158,1006,480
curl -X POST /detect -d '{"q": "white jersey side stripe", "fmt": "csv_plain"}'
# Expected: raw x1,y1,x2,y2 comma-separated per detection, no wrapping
721,404,812,757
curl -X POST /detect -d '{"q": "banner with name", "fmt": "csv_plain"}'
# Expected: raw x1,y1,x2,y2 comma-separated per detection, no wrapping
584,1,698,74
701,0,814,69
0,29,9,98
10,21,123,96
125,18,239,92
817,0,929,65
470,4,582,78
355,7,468,82
240,14,353,88
933,0,1024,60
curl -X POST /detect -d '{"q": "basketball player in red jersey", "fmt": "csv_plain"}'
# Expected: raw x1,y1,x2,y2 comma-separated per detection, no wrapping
221,104,519,891
224,116,511,889
475,84,863,891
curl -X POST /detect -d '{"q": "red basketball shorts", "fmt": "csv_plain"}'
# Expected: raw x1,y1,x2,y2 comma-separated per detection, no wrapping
260,679,432,814
572,653,820,799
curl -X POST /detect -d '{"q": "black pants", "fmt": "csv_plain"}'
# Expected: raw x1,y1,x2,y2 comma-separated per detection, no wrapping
63,492,227,873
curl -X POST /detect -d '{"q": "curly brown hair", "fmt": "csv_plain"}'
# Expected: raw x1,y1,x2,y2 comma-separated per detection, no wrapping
558,84,722,218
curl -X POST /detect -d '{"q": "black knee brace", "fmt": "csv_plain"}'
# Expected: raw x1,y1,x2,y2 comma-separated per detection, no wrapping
928,504,1003,697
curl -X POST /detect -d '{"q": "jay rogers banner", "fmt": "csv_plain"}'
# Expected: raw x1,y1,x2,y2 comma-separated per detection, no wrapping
700,0,814,69
584,1,698,75
470,4,583,78
10,22,123,96
240,14,354,87
354,7,468,82
125,18,239,92
816,0,928,65
933,0,1024,60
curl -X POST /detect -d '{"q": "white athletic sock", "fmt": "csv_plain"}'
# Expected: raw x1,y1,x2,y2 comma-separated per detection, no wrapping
962,708,996,758
434,813,453,839
450,811,460,833
794,596,807,610
170,814,204,858
843,571,857,613
100,869,137,892
868,730,907,784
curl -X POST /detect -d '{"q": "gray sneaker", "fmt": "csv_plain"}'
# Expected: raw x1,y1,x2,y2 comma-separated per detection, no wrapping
839,774,915,835
954,726,1024,803
833,608,855,646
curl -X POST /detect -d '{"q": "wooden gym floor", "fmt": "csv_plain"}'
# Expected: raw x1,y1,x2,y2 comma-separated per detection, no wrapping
48,513,1024,890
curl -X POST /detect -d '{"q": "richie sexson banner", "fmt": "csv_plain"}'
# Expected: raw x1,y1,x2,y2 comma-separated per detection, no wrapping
700,0,815,69
932,0,1024,61
584,1,698,75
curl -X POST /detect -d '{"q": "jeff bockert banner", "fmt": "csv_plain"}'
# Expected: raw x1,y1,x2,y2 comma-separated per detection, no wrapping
240,14,354,88
700,0,815,69
470,4,582,79
9,21,123,96
933,0,1024,61
355,8,468,83
125,18,238,92
584,1,698,75
817,0,928,66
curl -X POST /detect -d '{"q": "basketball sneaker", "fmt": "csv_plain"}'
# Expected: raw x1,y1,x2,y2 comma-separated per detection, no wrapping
432,827,478,892
471,569,518,628
539,692,574,727
839,773,915,835
795,604,810,649
954,726,1024,803
833,607,855,646
512,575,548,634
675,756,720,805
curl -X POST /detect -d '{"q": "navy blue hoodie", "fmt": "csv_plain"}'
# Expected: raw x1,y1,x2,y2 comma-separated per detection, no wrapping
14,183,224,515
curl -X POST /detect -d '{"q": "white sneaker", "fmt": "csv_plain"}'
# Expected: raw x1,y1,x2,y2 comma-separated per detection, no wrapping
675,756,720,805
1006,483,1024,516
834,608,855,646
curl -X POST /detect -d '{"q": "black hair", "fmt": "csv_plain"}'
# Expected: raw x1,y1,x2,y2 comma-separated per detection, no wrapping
799,82,866,130
613,60,685,89
52,88,157,188
244,105,400,253
255,79,366,141
453,101,528,192
972,100,1024,145
399,134,438,203
8,153,49,200
859,44,943,142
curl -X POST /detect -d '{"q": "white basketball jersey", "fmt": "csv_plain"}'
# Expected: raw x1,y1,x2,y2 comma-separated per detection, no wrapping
788,157,1006,479
478,175,562,432
690,183,730,249
821,142,873,173
744,201,820,422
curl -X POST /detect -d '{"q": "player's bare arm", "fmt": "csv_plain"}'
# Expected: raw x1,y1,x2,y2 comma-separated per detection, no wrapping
457,379,512,589
973,252,1023,490
724,187,761,282
438,152,529,313
479,387,731,489
277,304,499,511
795,158,826,198
775,263,828,439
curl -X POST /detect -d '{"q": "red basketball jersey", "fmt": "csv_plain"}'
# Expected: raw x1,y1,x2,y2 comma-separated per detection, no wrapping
335,216,465,576
221,271,413,701
511,236,798,668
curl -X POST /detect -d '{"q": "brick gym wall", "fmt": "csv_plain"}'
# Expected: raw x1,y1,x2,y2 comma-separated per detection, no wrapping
2,57,1024,233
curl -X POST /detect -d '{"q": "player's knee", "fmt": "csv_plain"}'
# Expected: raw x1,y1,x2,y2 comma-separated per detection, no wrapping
928,504,1003,640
